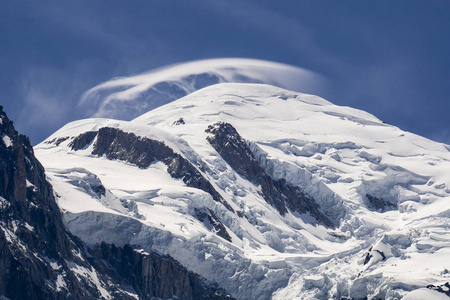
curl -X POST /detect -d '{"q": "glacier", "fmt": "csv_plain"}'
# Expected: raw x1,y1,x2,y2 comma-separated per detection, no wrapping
35,82,450,299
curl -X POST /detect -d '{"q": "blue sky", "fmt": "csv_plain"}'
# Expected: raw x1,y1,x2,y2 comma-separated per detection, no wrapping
1,0,450,144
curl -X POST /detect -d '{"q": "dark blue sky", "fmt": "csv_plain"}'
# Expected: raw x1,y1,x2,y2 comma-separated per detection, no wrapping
2,0,450,144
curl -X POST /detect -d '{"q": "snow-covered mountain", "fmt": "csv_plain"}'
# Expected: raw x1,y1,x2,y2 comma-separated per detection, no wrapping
34,81,450,299
78,58,322,121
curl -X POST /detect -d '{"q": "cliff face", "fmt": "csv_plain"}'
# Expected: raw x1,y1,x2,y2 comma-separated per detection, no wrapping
89,243,233,300
206,122,333,227
0,106,95,300
0,106,234,300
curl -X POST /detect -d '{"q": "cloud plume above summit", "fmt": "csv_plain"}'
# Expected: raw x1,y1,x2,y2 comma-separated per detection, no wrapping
79,58,325,121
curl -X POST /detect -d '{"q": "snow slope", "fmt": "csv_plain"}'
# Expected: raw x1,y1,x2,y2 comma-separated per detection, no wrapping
36,83,450,299
79,58,323,121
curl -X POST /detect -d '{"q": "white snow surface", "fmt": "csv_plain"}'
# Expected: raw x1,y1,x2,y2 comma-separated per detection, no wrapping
36,83,450,299
2,134,12,148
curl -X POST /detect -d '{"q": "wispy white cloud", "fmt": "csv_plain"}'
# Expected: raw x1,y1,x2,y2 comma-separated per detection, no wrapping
18,68,69,125
16,65,95,143
78,58,326,120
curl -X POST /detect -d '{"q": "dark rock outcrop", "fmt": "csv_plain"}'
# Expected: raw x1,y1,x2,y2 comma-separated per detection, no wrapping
427,282,450,297
366,194,397,212
45,136,70,146
89,243,234,300
195,208,232,242
69,131,98,150
363,246,386,265
173,117,185,125
206,122,333,227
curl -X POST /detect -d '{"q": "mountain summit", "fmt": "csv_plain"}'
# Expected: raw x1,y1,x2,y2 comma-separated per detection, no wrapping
34,82,450,299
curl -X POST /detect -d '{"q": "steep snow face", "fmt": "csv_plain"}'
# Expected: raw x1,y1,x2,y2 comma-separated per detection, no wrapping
79,58,323,120
36,83,450,299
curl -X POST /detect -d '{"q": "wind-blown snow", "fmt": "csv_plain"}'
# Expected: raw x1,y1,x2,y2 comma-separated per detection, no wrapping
36,83,450,299
79,58,323,120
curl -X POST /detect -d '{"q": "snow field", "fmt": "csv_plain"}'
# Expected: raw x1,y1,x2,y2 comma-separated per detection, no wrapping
36,83,450,299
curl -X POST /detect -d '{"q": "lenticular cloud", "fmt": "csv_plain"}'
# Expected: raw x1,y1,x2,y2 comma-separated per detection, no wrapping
78,58,324,120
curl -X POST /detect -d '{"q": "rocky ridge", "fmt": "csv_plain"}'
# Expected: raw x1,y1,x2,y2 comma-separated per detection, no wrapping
206,122,333,227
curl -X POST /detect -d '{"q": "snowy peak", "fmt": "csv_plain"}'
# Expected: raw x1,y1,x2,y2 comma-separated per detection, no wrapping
79,58,323,121
35,83,450,299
